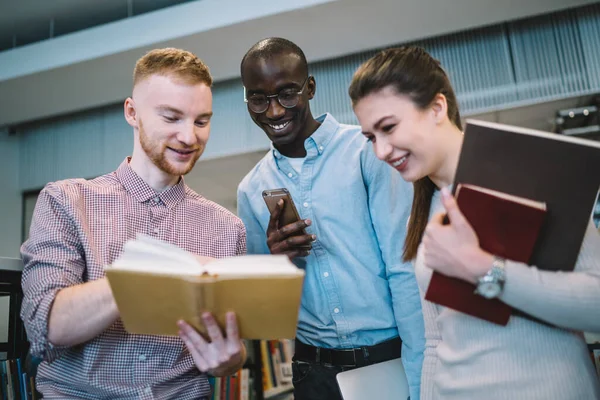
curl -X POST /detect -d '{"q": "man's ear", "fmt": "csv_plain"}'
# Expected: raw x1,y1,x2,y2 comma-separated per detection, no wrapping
430,93,448,125
124,97,138,128
307,76,316,100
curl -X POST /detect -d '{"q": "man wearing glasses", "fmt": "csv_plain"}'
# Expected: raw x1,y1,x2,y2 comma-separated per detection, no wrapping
236,38,424,400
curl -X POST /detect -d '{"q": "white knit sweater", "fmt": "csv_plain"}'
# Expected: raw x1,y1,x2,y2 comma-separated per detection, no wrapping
416,191,600,400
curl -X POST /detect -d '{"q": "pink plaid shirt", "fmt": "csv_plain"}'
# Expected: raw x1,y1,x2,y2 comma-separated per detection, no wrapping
21,158,246,399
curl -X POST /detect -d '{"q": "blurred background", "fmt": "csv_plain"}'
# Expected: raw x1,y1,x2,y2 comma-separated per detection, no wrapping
2,0,600,258
1,1,600,398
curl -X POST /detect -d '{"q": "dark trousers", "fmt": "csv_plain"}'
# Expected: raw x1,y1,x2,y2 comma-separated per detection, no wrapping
291,359,355,400
291,336,402,400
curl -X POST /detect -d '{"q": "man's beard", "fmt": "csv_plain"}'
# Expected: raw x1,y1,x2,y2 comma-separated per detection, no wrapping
139,120,202,176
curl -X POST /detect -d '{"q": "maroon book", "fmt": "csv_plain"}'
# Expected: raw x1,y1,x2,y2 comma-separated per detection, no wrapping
425,119,600,325
425,184,546,325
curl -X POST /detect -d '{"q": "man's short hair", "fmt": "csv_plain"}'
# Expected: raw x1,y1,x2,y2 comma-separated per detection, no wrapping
133,48,213,87
240,37,308,79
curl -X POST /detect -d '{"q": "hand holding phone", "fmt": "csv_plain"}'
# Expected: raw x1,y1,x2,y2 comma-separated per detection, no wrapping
262,188,316,260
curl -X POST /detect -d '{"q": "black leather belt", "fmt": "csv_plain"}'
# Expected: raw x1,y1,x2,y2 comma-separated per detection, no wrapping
294,337,402,368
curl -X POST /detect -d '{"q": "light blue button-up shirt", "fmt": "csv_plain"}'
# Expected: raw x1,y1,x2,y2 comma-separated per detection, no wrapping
237,113,425,399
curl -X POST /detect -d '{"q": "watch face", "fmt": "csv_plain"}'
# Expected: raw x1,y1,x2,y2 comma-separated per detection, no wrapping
478,282,501,299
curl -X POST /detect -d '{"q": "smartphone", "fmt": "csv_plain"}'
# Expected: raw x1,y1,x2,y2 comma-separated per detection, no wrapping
262,188,309,248
262,188,305,229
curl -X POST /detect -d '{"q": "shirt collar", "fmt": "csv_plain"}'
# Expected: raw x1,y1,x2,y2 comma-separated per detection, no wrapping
271,113,339,159
115,157,187,208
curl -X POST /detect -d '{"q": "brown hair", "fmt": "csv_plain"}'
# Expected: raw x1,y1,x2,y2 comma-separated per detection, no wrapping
133,48,213,87
349,46,462,261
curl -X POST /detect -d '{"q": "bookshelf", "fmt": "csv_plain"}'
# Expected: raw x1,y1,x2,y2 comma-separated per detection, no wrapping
251,340,293,400
208,339,293,400
0,257,37,399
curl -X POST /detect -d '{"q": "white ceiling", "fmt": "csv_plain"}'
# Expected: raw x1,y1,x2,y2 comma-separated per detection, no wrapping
0,0,597,127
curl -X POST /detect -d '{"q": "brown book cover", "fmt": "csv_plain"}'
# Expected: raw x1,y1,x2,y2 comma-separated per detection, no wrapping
425,184,546,325
426,120,600,325
105,235,305,340
453,120,600,272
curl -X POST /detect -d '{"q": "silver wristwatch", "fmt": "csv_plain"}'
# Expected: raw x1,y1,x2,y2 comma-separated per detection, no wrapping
474,256,506,299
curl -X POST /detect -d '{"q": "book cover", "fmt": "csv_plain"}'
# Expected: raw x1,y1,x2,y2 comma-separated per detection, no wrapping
453,119,600,271
425,119,600,325
105,235,305,339
240,368,250,400
426,184,546,325
260,341,273,392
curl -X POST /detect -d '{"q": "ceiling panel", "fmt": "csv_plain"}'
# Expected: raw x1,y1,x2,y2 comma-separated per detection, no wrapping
0,0,597,126
0,0,195,50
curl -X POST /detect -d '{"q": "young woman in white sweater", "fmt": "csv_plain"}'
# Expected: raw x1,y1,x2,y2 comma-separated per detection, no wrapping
348,46,600,400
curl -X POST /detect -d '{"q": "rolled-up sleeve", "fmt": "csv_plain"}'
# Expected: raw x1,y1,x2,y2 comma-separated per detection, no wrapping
20,183,85,362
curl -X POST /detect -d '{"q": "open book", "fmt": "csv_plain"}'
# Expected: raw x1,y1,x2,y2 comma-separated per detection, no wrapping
105,235,305,339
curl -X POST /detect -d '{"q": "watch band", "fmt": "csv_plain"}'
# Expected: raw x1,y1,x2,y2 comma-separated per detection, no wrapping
474,255,506,299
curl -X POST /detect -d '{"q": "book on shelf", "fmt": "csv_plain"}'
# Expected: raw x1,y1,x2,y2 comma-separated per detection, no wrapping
209,339,294,400
260,340,293,394
105,235,305,339
260,340,293,398
426,119,600,325
210,368,252,400
0,358,36,400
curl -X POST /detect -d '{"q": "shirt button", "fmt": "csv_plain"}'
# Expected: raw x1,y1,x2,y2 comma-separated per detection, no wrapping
334,308,340,314
153,228,159,234
319,146,324,151
342,335,347,340
145,387,152,394
303,202,309,208
288,172,293,178
323,272,329,277
154,196,160,204
138,354,147,361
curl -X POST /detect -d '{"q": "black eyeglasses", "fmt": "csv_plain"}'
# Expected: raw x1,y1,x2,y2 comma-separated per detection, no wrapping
243,77,310,113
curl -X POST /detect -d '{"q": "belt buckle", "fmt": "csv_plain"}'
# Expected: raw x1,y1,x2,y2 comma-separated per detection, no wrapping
339,348,358,367
316,347,334,365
